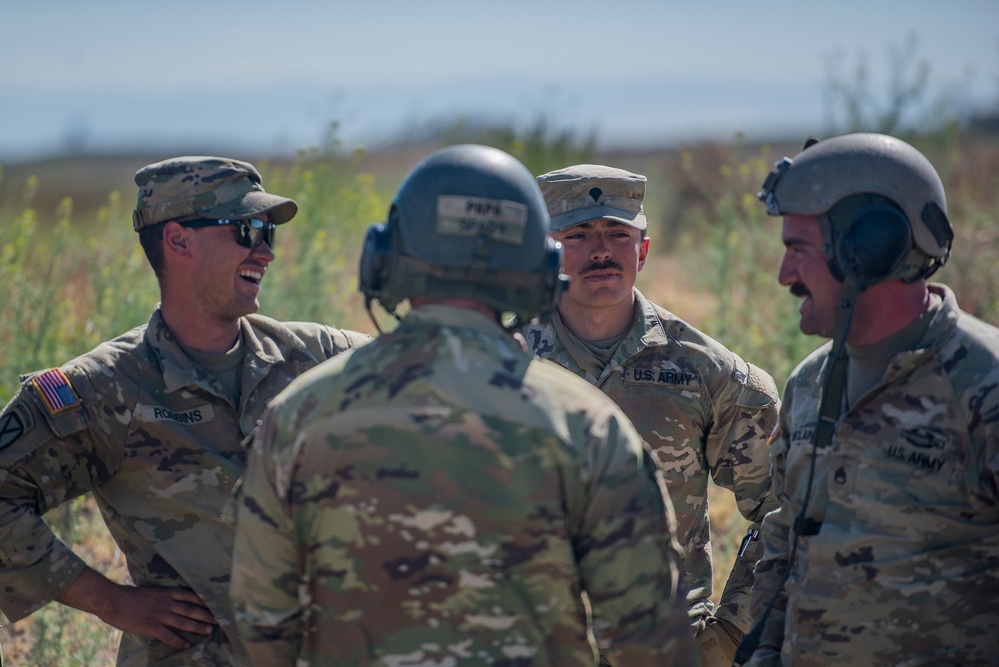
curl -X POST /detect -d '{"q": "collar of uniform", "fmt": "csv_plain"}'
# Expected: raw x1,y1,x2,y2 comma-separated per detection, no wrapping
631,289,671,348
145,308,283,393
885,283,960,369
145,307,214,393
402,303,508,338
815,282,961,385
239,315,286,366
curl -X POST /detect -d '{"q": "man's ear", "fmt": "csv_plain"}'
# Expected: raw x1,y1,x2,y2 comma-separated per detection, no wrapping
162,221,191,255
638,236,651,270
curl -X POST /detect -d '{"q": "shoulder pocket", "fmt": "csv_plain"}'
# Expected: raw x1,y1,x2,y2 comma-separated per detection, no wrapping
734,362,779,410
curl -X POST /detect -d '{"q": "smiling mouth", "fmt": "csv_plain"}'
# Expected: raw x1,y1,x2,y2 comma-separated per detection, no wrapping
239,269,263,286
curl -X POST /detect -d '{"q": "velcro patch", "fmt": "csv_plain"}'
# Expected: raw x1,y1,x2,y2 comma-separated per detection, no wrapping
0,403,34,449
31,368,81,415
436,195,528,244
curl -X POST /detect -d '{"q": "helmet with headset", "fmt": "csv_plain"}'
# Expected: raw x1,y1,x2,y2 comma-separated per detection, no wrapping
359,144,567,326
758,132,953,286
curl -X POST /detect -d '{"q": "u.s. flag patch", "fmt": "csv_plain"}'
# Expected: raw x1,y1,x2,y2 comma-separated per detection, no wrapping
31,368,80,415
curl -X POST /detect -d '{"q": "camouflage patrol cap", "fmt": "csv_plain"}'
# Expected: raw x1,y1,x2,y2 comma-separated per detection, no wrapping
537,164,648,232
132,156,298,231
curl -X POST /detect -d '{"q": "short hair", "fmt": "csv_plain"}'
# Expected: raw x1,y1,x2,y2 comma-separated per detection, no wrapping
138,221,168,282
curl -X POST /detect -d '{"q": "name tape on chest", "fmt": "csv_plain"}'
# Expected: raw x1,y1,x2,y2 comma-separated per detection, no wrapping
31,368,81,415
436,195,528,244
135,403,217,425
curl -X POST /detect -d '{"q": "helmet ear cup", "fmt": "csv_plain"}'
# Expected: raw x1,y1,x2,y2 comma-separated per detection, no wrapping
826,197,913,286
358,222,393,301
838,206,912,283
539,238,569,315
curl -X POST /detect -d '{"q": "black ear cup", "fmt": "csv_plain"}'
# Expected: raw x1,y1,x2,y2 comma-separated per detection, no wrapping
358,222,392,300
540,238,569,314
826,195,913,286
837,205,912,284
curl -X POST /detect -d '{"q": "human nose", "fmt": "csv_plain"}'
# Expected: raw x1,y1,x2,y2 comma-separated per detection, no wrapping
777,250,796,286
589,235,611,260
251,240,275,263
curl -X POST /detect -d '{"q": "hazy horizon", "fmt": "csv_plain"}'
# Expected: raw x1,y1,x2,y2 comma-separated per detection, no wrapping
3,0,997,162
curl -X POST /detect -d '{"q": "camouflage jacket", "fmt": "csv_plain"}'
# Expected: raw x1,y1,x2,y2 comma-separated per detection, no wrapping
0,307,369,666
231,304,697,666
523,289,780,634
749,285,999,667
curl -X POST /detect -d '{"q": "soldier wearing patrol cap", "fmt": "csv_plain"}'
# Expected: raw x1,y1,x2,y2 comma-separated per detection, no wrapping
230,144,698,666
0,156,370,665
740,133,999,666
523,164,781,666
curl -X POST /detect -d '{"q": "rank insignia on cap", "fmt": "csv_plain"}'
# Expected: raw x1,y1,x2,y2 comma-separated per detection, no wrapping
31,368,80,415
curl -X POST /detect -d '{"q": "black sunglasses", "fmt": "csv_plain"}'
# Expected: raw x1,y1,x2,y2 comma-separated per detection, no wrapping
181,218,276,249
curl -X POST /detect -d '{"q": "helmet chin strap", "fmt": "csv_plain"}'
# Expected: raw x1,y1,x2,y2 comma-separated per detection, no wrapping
800,274,859,526
735,275,861,664
364,297,401,336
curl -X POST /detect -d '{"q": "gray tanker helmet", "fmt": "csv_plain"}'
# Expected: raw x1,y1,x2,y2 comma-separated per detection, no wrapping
358,144,568,324
759,133,953,284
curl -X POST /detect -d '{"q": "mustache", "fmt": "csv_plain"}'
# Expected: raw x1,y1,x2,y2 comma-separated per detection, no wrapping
582,260,623,274
789,282,810,298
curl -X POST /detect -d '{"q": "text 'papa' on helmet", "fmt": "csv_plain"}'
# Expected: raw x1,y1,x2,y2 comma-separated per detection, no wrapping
359,144,567,322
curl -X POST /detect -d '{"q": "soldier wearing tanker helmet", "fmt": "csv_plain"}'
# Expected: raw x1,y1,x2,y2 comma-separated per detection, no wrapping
739,133,999,667
230,144,698,666
0,156,369,665
523,164,781,666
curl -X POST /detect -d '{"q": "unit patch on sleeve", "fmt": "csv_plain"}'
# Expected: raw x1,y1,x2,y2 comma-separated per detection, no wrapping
31,368,81,415
0,403,33,449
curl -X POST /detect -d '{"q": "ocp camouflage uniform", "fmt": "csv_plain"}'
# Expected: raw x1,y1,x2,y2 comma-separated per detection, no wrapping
749,284,999,666
232,304,697,666
524,289,780,636
0,307,369,666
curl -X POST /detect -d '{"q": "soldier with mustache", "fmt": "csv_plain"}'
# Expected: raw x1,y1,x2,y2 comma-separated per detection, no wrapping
523,164,781,667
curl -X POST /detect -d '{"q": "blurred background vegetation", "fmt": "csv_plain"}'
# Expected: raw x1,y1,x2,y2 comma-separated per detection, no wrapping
2,40,999,664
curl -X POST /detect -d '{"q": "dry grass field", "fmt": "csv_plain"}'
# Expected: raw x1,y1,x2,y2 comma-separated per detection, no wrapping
1,127,996,663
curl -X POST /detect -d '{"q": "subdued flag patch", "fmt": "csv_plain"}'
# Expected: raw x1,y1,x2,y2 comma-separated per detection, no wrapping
31,368,80,415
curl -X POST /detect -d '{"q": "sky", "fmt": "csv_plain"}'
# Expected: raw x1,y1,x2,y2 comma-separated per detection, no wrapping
2,0,997,162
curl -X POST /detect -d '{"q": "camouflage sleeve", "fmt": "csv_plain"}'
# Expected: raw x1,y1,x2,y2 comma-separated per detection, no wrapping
705,360,779,519
704,359,780,635
571,412,698,664
231,405,302,666
746,396,795,656
0,380,112,622
326,327,374,356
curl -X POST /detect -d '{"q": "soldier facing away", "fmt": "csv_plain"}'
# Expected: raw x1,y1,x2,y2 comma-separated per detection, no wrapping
230,144,697,666
740,133,999,666
523,164,781,666
0,157,370,665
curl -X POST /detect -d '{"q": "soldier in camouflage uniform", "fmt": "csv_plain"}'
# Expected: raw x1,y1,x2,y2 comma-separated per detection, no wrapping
742,133,999,666
523,164,780,666
230,144,697,666
0,157,370,666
